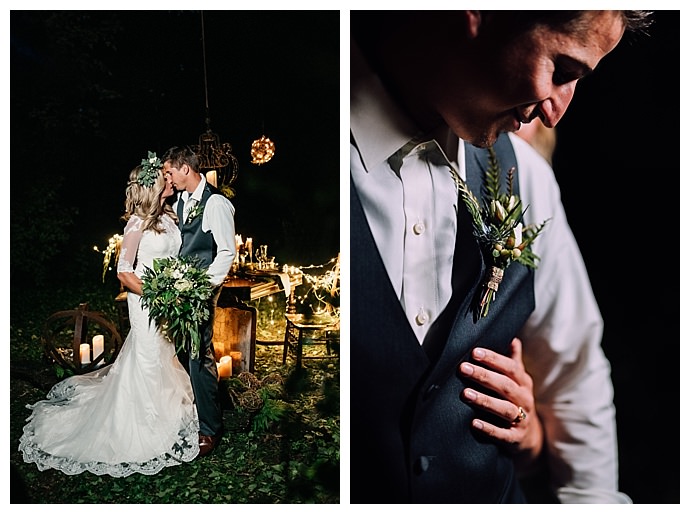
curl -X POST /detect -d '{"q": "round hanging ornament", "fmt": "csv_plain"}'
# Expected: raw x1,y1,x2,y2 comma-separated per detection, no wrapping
250,135,275,165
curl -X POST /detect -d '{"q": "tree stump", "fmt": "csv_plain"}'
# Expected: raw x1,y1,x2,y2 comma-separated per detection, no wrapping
212,301,256,374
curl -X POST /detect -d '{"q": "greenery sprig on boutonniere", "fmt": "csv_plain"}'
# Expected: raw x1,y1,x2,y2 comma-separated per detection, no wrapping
456,147,549,319
186,201,204,224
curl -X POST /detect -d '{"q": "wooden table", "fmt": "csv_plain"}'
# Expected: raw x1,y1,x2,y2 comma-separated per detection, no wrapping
222,271,302,302
216,271,304,371
116,271,303,375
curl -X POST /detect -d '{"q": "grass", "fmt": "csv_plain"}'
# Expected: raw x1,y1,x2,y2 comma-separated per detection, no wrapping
9,278,340,504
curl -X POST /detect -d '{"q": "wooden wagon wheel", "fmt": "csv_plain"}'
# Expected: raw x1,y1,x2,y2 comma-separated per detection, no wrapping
41,303,124,374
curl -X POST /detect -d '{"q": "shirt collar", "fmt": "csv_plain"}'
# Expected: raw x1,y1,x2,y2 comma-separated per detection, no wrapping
350,41,465,179
350,41,422,172
192,174,207,201
180,174,207,203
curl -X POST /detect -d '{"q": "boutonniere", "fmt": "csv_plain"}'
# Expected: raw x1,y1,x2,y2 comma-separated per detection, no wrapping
186,201,204,224
454,147,549,319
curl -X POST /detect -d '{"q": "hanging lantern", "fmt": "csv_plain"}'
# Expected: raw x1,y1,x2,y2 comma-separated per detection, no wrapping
250,135,275,165
190,12,239,199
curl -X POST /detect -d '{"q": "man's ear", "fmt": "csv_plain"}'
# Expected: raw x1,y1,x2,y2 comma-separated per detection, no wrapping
465,11,482,38
181,164,190,175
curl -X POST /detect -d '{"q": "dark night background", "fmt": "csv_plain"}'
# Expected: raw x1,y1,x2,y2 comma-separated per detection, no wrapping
10,10,340,285
9,9,680,504
546,10,679,504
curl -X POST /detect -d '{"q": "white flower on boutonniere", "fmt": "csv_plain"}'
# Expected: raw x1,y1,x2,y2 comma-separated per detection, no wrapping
186,201,204,224
452,147,549,319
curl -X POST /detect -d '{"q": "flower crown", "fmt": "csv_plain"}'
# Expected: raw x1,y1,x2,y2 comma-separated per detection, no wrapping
137,151,162,188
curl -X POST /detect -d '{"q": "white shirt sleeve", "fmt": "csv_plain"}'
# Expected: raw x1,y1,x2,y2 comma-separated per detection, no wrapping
201,194,236,287
117,216,144,275
510,133,631,503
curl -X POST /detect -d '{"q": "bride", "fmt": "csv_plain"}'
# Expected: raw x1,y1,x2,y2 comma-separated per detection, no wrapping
19,152,200,476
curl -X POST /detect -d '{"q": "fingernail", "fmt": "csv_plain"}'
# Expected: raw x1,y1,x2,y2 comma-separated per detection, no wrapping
472,419,484,430
473,348,486,359
460,363,473,375
464,389,477,400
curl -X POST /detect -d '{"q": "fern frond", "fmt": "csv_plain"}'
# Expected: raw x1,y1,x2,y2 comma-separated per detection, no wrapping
484,146,501,200
506,166,516,197
456,174,486,234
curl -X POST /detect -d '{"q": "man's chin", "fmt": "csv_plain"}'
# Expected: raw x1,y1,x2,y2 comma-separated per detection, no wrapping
467,131,500,149
447,120,503,148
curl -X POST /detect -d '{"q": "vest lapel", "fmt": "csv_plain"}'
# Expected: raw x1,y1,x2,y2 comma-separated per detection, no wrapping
350,177,429,375
424,134,530,383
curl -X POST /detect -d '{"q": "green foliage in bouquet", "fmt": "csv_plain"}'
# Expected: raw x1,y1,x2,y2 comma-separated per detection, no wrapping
140,255,213,359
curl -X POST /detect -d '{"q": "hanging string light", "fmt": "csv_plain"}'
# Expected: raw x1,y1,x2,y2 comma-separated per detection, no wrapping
192,11,239,196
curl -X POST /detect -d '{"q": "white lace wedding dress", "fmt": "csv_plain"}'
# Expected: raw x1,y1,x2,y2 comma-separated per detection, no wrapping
19,214,200,476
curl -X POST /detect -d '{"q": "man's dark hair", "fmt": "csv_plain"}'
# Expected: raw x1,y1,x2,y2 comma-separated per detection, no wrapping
162,146,200,172
481,10,653,38
351,11,654,48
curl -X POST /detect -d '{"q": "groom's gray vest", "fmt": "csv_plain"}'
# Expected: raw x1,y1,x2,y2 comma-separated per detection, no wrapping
350,133,535,503
177,183,221,269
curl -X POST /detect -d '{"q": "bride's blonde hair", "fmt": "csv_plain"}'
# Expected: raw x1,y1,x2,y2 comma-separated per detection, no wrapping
121,166,177,233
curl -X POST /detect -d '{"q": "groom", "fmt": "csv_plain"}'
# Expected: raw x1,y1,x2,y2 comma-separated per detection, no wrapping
162,146,237,457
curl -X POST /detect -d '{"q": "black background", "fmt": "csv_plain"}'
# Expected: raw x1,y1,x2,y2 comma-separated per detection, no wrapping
549,10,679,503
10,10,340,270
10,9,680,504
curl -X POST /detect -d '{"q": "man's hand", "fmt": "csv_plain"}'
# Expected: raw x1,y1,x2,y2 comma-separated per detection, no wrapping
459,337,543,470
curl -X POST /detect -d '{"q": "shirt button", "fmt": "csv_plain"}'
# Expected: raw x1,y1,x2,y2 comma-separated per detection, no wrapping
413,222,425,235
415,309,429,326
414,455,431,474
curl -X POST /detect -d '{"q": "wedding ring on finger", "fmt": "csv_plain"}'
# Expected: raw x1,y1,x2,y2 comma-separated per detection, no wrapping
512,406,527,425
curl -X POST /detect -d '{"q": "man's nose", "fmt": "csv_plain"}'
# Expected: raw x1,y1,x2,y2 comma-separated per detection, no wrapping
538,83,576,128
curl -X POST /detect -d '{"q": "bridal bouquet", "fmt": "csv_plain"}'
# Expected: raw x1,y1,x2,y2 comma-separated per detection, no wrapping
140,255,213,359
455,147,548,319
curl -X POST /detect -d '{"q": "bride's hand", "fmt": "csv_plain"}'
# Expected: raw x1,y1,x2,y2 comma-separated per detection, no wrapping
459,337,543,470
117,271,144,296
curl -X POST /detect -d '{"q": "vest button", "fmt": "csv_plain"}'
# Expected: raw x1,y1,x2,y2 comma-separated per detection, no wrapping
424,383,439,399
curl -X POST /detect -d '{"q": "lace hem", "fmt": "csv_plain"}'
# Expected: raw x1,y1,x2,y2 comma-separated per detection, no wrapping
19,416,200,477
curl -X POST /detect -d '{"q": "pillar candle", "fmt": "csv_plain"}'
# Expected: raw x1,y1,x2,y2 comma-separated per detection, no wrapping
80,343,91,364
92,335,104,360
218,355,232,378
206,170,217,187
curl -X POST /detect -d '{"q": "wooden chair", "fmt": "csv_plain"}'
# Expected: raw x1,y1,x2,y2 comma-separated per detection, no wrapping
282,313,339,368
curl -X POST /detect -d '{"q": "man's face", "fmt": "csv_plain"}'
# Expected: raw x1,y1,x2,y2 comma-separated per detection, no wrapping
162,170,175,199
163,161,186,192
437,11,626,148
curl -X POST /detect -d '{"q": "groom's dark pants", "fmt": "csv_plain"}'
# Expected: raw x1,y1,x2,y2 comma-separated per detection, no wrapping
186,286,223,437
